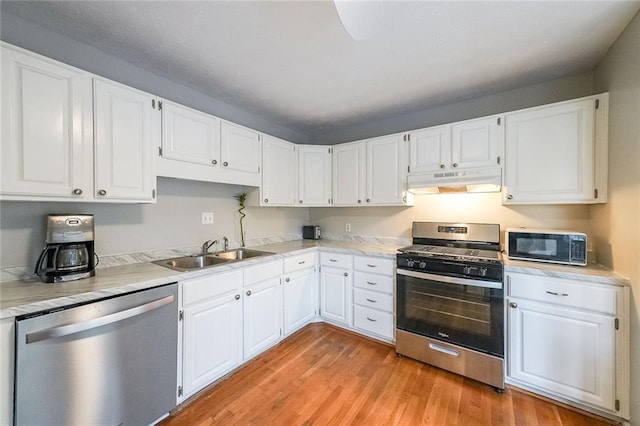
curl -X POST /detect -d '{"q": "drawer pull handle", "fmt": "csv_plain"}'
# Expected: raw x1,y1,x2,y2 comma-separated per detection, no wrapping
329,259,338,262
366,298,377,303
298,260,306,264
366,317,377,322
428,343,459,357
366,264,377,268
546,291,568,297
366,281,377,286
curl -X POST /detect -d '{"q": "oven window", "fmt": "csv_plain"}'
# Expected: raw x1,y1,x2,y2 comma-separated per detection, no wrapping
397,273,504,356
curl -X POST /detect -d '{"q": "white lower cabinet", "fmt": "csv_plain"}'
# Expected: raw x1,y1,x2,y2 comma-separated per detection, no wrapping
506,272,629,420
352,255,395,341
243,276,282,360
319,253,353,327
181,270,243,400
283,267,317,335
0,318,15,426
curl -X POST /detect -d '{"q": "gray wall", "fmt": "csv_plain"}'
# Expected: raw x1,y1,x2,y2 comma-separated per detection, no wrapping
0,179,309,268
0,10,309,145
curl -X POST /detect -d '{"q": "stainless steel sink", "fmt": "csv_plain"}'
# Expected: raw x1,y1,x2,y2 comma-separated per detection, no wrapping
153,249,274,272
153,255,232,272
215,248,275,260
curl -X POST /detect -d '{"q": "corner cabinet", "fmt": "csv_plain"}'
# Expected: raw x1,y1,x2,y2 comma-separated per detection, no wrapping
1,43,157,203
506,272,629,420
503,94,608,204
298,145,332,206
260,135,298,206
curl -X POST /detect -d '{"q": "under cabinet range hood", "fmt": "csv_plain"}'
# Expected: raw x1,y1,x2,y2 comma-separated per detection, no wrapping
407,167,502,194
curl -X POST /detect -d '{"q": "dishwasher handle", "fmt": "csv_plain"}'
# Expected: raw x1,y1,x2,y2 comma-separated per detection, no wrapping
25,294,175,344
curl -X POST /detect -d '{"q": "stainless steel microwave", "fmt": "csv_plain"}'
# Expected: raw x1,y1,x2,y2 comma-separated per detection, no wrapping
506,228,587,266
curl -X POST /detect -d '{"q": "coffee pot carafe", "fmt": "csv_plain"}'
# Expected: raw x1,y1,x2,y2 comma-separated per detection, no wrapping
35,215,96,283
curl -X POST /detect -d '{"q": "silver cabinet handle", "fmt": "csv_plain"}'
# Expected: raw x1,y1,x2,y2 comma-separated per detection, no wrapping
507,194,513,200
264,199,269,203
429,343,459,357
223,161,229,167
453,163,459,168
285,278,290,282
366,264,376,268
546,291,568,297
509,302,518,308
366,298,377,303
246,290,252,296
440,164,445,169
235,294,240,300
25,295,174,344
212,159,218,165
366,317,377,322
72,188,83,195
329,259,337,262
366,198,371,203
98,189,107,196
357,200,362,204
298,260,306,264
366,281,377,286
343,272,348,277
299,200,303,204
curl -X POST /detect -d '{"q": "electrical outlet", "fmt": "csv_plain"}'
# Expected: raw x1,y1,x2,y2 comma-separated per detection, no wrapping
201,212,214,225
345,223,351,232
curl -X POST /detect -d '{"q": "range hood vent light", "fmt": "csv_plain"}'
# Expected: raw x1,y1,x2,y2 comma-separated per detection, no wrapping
407,168,502,195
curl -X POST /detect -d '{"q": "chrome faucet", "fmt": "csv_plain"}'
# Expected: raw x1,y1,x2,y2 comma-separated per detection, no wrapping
201,239,218,255
223,236,229,252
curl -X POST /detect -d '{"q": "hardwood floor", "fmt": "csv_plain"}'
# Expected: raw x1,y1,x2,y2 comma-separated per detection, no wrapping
162,324,617,426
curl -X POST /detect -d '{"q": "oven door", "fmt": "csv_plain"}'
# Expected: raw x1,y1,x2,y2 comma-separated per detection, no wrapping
396,269,504,357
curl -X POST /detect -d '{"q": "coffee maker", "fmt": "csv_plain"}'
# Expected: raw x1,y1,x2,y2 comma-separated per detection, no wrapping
35,214,96,283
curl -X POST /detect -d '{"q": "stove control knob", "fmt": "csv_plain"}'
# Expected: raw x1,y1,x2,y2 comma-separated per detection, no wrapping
406,260,415,267
419,261,427,269
479,268,488,277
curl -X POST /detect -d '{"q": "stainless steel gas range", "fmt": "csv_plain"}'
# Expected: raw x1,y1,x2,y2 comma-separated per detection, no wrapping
395,222,505,390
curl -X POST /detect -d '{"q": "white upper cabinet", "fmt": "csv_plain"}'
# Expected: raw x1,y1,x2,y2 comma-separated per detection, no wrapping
332,141,366,206
220,121,261,174
1,43,93,200
408,116,502,174
260,135,297,206
93,79,157,202
298,145,332,206
503,94,607,204
161,100,220,167
366,134,409,205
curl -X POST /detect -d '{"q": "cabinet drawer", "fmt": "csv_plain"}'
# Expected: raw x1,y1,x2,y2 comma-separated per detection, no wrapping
183,269,242,306
353,305,394,339
244,259,282,286
320,252,352,269
508,273,617,315
353,288,393,313
353,256,394,275
283,252,316,273
353,271,394,294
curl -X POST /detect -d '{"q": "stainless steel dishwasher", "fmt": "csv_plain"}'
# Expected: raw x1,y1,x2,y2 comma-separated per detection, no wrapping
14,283,178,426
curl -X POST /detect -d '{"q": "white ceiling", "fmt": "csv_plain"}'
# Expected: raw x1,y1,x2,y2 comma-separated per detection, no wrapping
3,1,639,136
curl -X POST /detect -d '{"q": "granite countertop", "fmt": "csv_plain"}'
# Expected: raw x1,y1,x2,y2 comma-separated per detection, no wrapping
0,240,400,320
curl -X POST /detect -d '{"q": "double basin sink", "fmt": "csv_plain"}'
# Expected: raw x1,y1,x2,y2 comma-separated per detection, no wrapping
153,248,275,272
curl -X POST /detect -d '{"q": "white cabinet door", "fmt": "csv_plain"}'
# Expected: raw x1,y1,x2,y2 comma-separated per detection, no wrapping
408,125,450,174
1,44,93,200
332,141,365,206
94,79,156,202
366,134,407,205
508,299,616,411
220,121,261,174
320,266,351,326
451,115,501,170
182,291,242,398
243,277,282,360
504,98,597,204
283,268,317,335
298,145,332,206
162,100,220,166
261,135,297,205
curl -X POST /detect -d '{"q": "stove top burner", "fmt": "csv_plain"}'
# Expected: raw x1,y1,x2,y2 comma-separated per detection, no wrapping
398,244,501,262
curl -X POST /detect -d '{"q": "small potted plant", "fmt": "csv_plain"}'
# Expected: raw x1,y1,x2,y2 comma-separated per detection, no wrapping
234,192,247,247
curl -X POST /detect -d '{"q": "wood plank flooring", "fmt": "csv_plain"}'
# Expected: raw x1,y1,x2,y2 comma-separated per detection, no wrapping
162,324,617,426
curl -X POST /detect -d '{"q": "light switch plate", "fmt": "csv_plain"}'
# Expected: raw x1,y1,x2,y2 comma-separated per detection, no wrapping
202,212,214,224
345,223,351,232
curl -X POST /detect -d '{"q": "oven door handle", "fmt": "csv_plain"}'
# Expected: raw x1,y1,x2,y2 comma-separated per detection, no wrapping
396,269,502,289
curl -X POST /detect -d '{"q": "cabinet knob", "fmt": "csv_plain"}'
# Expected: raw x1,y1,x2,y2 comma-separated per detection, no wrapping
357,199,361,204
509,302,518,308
264,198,269,203
235,294,240,300
507,194,513,200
343,272,348,277
223,161,229,167
366,198,371,203
212,159,218,165
98,189,107,196
72,188,83,195
246,290,252,296
299,200,303,204
452,163,458,168
285,277,290,282
440,164,445,169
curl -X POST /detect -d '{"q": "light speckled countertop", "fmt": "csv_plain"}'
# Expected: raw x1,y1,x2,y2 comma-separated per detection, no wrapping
1,239,628,320
0,240,399,320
